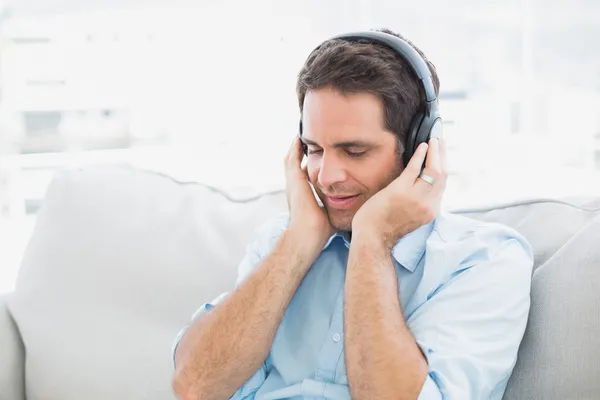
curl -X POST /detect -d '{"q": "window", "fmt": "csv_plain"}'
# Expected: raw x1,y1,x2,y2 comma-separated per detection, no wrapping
1,0,600,292
23,111,62,136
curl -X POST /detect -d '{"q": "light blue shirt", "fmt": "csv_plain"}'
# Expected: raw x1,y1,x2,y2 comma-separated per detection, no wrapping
173,211,533,399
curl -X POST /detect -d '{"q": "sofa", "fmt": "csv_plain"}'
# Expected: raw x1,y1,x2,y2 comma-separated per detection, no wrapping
0,166,599,400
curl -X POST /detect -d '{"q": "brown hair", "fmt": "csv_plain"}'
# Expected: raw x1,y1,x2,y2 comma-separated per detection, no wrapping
296,28,440,153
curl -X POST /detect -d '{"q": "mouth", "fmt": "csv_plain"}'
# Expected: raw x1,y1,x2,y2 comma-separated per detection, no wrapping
325,194,360,210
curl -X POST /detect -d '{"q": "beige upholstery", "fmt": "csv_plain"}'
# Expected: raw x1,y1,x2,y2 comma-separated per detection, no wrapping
0,167,597,399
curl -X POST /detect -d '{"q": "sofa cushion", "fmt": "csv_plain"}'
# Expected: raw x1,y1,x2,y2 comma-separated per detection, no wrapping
7,166,600,399
451,197,600,271
8,167,287,400
502,216,600,399
0,294,25,400
451,199,600,399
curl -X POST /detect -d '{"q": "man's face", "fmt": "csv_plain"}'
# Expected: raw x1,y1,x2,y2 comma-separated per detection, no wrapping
302,87,403,232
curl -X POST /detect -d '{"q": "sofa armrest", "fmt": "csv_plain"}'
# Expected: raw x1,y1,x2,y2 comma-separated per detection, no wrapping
0,293,25,400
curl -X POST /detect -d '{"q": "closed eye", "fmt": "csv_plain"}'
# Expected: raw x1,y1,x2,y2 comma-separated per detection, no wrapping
346,150,366,158
306,147,366,157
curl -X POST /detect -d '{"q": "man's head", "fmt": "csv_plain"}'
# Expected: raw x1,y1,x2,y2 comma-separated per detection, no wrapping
296,28,440,232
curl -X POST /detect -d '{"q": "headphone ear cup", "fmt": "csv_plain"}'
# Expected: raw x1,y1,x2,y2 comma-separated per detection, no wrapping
415,116,433,148
298,118,307,155
403,113,424,167
410,114,439,172
301,142,308,156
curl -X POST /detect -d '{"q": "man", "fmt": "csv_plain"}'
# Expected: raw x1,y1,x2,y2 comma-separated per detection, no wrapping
171,28,533,400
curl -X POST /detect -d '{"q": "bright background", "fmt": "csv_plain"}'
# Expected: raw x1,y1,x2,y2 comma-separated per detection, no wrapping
1,0,600,293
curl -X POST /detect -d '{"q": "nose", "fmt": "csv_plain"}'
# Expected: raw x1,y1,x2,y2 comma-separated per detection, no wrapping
317,152,347,189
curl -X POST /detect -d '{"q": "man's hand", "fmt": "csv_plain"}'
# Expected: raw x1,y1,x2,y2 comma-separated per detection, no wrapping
285,136,335,248
352,137,447,250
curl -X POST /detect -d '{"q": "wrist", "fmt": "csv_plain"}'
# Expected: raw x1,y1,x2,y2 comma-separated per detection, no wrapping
280,227,326,267
351,227,397,253
348,232,395,273
351,230,387,250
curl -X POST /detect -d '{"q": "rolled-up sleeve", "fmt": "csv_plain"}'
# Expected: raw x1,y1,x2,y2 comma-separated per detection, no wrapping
418,375,443,400
411,236,534,399
171,292,228,369
171,213,288,399
171,293,268,399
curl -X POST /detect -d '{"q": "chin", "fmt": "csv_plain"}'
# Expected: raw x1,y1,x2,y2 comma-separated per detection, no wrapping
327,211,354,232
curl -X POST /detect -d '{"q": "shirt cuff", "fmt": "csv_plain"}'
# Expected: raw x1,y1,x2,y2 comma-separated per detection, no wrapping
171,302,215,370
229,363,267,400
417,374,443,400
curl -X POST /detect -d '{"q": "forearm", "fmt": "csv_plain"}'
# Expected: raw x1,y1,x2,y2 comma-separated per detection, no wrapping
173,228,320,400
344,234,427,400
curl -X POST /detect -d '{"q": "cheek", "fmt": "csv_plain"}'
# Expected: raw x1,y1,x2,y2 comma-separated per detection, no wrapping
356,161,399,193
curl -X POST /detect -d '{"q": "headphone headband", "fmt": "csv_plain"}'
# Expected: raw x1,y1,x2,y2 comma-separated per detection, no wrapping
331,31,437,108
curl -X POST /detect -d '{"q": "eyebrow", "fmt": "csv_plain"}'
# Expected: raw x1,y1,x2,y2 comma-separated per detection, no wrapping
300,137,373,149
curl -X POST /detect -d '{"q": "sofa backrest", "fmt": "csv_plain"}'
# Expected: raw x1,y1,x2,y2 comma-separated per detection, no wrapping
454,199,600,399
7,167,600,400
9,167,288,400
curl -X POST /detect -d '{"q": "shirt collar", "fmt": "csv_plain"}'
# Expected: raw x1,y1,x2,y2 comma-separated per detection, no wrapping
322,219,436,273
391,220,436,272
322,231,350,250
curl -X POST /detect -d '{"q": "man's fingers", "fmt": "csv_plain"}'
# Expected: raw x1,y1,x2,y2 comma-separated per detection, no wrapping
401,142,429,183
286,136,302,167
425,138,441,174
415,138,447,193
285,137,293,163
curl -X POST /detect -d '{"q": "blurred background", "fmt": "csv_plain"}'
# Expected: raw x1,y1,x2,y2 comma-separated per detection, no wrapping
1,0,600,292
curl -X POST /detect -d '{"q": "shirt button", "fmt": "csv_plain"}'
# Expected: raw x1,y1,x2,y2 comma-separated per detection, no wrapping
332,333,341,342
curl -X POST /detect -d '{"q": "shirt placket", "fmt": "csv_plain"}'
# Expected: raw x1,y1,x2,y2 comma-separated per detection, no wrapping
314,283,345,385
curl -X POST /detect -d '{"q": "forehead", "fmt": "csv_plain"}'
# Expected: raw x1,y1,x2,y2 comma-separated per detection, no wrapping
302,87,387,141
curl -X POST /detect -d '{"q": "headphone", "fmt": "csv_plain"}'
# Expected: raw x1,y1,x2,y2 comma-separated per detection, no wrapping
299,30,443,167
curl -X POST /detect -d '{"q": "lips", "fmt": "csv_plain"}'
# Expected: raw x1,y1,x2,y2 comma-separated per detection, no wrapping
325,194,359,209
